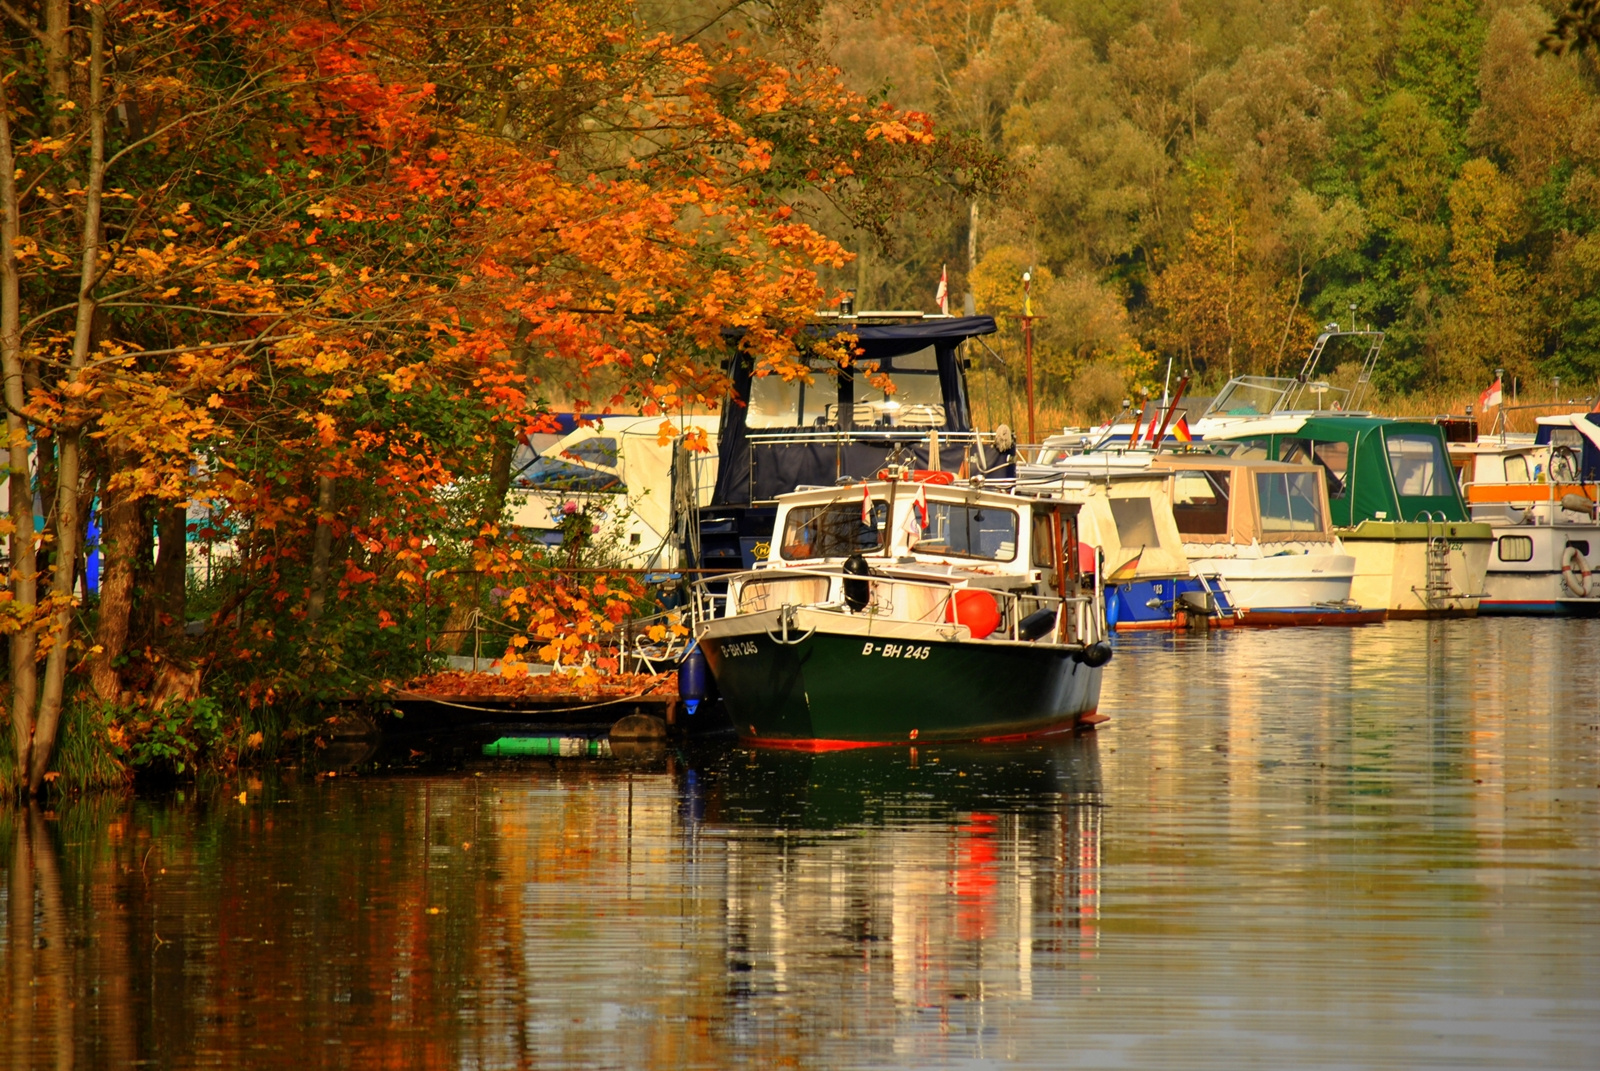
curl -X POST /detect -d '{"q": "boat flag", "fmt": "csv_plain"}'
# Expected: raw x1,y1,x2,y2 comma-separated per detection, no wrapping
1172,415,1193,442
1106,549,1143,582
903,482,928,537
935,264,949,315
861,482,872,525
1479,376,1504,412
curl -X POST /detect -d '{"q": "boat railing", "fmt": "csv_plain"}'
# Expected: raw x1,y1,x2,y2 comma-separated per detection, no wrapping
688,568,1101,645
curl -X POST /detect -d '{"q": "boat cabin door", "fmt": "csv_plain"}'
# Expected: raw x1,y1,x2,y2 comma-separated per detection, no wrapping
1031,502,1083,639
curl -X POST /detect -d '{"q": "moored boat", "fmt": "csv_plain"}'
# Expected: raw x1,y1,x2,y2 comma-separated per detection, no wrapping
1147,454,1378,626
691,472,1111,748
1209,415,1492,617
1454,411,1600,614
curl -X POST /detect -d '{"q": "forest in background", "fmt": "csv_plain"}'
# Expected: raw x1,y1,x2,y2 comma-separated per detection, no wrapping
814,0,1600,416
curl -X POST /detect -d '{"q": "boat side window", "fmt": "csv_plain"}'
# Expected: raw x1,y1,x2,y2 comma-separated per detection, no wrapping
780,501,887,559
1550,428,1582,450
1257,471,1324,532
564,437,619,467
1569,539,1592,556
1171,470,1230,535
855,346,947,427
1497,535,1533,562
1504,455,1530,483
512,445,623,492
1385,433,1452,496
1283,438,1349,498
913,503,1018,561
1109,497,1158,548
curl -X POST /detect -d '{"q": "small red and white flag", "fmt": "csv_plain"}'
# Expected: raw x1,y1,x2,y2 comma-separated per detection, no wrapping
935,264,949,315
1479,377,1504,412
903,482,929,538
861,482,872,526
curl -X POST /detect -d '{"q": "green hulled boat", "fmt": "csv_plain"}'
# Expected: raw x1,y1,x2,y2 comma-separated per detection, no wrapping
692,474,1112,749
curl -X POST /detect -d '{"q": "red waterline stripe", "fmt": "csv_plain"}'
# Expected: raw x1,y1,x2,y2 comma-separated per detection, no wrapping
741,710,1101,751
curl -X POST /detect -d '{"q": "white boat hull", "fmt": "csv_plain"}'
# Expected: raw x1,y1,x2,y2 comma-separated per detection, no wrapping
1188,550,1357,611
1478,522,1600,614
1341,521,1492,617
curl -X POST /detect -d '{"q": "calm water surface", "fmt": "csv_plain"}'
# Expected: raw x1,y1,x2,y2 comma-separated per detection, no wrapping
3,619,1599,1069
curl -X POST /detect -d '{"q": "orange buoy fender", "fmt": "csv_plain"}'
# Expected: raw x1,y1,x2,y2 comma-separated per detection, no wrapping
945,589,1001,638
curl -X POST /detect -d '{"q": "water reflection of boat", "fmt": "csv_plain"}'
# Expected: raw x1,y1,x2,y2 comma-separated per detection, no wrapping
692,474,1112,748
678,736,1103,830
677,738,1105,1016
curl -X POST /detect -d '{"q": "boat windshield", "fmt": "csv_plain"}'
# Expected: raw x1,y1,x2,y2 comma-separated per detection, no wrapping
855,347,947,428
1385,433,1452,497
780,500,887,559
747,363,841,429
911,502,1018,561
1208,377,1291,416
1256,471,1323,532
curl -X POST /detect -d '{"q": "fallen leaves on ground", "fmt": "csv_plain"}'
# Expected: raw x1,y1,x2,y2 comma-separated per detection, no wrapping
396,669,675,700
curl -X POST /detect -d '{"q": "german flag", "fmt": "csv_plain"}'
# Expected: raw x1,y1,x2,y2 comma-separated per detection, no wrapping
1171,415,1193,442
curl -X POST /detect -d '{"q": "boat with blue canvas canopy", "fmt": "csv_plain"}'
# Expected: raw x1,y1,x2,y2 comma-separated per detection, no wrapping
696,313,1012,573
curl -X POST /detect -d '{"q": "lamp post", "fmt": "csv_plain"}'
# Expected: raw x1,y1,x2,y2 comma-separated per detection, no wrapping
1022,270,1036,445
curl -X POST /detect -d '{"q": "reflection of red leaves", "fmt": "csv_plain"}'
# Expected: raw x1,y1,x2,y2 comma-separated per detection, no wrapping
398,670,674,700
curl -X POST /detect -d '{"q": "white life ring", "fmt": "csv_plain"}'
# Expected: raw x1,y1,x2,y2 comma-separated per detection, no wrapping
1561,545,1593,597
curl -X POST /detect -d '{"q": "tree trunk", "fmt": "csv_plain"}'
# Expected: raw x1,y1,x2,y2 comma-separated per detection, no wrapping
438,431,515,655
0,49,39,783
90,456,140,701
306,473,335,624
30,4,107,794
155,501,187,635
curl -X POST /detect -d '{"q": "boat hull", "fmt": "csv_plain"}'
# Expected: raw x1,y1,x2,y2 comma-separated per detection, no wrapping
1477,520,1600,615
699,608,1104,748
1189,549,1358,613
1105,576,1232,631
1341,521,1492,618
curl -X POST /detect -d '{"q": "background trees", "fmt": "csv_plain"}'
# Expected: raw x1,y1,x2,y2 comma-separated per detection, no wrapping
821,0,1600,404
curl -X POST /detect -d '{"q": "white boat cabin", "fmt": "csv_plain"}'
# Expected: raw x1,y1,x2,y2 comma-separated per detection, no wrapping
719,474,1103,644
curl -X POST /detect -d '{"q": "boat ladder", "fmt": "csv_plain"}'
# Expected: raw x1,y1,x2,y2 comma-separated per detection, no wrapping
1419,512,1454,606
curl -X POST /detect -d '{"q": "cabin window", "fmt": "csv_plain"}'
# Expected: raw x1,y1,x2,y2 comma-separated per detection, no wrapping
1031,511,1057,568
855,346,946,427
1228,438,1272,460
747,364,841,429
780,501,887,559
1282,439,1350,498
1171,470,1231,535
912,503,1018,561
1256,471,1324,532
1497,535,1533,562
1504,455,1530,483
1385,433,1452,496
1550,428,1583,450
1109,498,1159,549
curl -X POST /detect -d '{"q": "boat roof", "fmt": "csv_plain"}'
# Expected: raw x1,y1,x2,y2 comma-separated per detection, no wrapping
1148,454,1321,474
